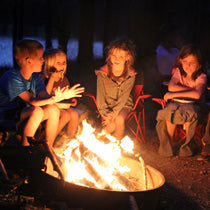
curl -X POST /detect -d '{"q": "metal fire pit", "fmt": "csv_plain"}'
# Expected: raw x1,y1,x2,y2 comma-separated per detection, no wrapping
30,155,165,210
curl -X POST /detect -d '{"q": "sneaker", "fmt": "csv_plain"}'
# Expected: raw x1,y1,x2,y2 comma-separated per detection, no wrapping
197,152,210,161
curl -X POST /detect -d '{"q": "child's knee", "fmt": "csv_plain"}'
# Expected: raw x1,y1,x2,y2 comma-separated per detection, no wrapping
46,104,60,117
115,115,126,126
69,109,79,121
31,106,44,118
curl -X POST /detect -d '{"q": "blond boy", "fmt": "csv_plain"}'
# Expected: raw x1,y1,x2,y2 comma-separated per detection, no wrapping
0,39,84,146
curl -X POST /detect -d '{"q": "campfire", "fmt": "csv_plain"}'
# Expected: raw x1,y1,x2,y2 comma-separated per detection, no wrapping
45,120,163,192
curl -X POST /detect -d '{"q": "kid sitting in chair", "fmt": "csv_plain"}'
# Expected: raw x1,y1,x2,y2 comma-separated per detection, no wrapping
0,39,84,146
95,38,137,140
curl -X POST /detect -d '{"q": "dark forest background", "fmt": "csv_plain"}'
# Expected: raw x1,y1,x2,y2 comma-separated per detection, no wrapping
1,0,210,94
1,0,210,62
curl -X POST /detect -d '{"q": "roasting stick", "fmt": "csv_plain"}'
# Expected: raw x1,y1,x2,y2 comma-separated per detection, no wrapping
44,141,64,180
0,158,9,181
27,137,64,180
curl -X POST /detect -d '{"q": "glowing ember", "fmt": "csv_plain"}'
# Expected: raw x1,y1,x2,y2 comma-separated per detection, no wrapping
46,120,148,191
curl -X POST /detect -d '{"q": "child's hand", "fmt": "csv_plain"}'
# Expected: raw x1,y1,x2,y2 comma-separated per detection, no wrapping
102,111,114,126
105,111,114,119
52,87,66,102
50,67,64,81
63,84,85,99
50,72,58,80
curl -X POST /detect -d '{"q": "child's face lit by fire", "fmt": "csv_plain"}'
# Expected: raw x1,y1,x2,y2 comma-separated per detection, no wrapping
51,53,67,82
110,49,128,77
29,49,44,73
180,54,200,76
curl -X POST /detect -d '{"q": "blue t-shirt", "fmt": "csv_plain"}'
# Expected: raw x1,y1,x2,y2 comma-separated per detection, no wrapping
0,69,46,118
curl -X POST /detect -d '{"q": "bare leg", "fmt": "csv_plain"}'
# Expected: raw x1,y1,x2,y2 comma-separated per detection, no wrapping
21,106,44,146
184,122,189,136
55,108,79,139
66,108,79,139
56,109,71,136
166,120,176,140
42,104,60,146
103,121,115,135
113,107,130,140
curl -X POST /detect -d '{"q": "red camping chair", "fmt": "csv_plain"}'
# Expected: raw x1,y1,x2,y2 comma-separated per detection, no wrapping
152,98,207,147
83,85,151,144
126,85,151,144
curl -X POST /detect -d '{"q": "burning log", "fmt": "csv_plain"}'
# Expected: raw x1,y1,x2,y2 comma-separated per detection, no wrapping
66,143,111,189
79,142,88,162
113,171,143,191
44,121,158,192
77,143,145,191
83,157,112,190
139,156,147,190
79,177,97,188
71,146,80,162
39,121,165,209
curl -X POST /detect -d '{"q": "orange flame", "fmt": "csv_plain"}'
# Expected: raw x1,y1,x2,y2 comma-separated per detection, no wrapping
48,120,147,191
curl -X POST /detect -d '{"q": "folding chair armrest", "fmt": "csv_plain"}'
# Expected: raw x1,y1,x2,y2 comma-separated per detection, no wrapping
83,92,97,106
83,92,95,98
137,94,152,100
133,94,151,110
152,98,166,109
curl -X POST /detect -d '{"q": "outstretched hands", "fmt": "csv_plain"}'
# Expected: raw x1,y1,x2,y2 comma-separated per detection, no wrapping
52,84,85,103
63,84,85,99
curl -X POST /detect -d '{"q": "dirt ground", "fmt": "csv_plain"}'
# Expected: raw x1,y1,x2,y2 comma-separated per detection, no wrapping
139,128,210,210
0,125,209,210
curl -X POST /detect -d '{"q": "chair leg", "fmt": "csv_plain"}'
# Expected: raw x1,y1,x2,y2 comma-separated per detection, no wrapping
0,158,9,181
126,111,146,144
126,115,141,144
135,113,145,143
173,125,186,144
133,113,145,144
143,110,146,140
126,116,138,143
138,108,146,143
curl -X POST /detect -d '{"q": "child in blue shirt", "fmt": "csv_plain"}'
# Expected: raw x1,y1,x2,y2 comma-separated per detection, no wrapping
0,39,84,146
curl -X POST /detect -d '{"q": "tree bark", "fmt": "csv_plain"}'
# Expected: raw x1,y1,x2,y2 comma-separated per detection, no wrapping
13,0,24,67
77,0,94,63
45,0,52,49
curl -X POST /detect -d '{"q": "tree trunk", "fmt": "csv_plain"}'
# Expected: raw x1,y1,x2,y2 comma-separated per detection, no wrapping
103,0,112,56
45,0,52,49
13,0,24,67
77,0,94,64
